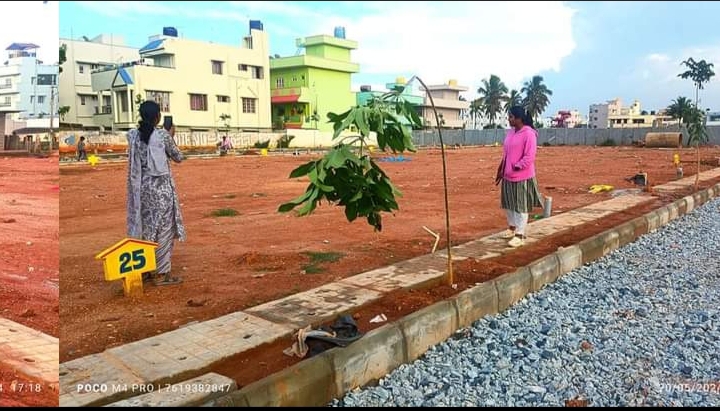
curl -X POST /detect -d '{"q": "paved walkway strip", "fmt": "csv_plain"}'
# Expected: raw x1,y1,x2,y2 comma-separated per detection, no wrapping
0,318,59,390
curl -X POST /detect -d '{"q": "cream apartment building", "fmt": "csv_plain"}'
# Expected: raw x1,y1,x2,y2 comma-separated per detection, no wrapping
589,98,671,129
420,80,469,129
59,34,140,129
90,23,271,132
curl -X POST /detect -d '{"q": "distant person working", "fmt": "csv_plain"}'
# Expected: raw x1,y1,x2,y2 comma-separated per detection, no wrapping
77,136,87,161
218,136,233,156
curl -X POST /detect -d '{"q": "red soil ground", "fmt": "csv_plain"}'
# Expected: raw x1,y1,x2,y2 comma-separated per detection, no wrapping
58,145,720,369
0,153,59,407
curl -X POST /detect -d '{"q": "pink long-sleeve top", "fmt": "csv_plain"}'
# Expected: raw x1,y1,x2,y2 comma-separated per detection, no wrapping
502,125,538,182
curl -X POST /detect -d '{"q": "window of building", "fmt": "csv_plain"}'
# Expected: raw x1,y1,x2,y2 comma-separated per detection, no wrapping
102,95,112,114
1,96,10,107
30,96,34,103
239,64,248,71
211,60,224,75
190,93,208,111
217,95,230,103
292,75,297,82
252,66,264,79
119,93,129,113
276,77,284,88
79,65,84,74
37,74,56,86
38,95,45,104
2,78,10,88
147,90,171,112
80,96,86,106
242,98,257,114
31,77,35,85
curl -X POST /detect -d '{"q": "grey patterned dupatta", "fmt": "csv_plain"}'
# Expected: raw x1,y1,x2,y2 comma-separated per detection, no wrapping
126,128,143,238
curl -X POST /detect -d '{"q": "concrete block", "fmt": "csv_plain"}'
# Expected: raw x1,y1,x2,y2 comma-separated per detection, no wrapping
667,202,680,221
693,190,709,206
528,254,561,292
556,245,583,274
645,210,661,232
577,230,619,265
655,206,671,226
331,323,406,395
451,281,499,328
684,195,695,213
615,220,637,247
238,351,335,407
105,373,237,407
398,300,458,362
59,353,145,407
493,268,532,312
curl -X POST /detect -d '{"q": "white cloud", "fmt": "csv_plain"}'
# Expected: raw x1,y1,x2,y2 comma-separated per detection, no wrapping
633,47,720,110
0,1,59,63
71,1,578,99
232,1,578,97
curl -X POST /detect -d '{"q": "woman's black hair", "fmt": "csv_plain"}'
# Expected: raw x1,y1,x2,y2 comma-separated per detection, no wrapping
138,100,161,144
508,105,535,129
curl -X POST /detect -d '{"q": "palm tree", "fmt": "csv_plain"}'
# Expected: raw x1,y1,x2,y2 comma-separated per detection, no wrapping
521,75,553,124
477,74,508,127
666,96,693,142
505,89,522,113
678,57,715,189
469,98,484,129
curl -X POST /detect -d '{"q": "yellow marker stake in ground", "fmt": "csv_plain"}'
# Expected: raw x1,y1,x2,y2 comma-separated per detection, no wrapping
95,238,159,297
88,154,100,166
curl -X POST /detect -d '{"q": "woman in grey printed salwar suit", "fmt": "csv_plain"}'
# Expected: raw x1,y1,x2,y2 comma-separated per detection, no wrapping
126,100,186,285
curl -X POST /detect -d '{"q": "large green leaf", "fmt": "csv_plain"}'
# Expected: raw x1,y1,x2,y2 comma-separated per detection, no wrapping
288,161,317,179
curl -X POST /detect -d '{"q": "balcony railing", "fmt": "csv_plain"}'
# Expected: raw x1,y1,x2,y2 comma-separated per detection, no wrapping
94,105,112,115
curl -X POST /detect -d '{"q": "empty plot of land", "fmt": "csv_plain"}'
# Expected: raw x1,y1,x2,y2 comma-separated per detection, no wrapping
58,146,720,363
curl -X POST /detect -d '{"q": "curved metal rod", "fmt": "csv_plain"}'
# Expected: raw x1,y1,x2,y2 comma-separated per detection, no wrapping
408,76,454,285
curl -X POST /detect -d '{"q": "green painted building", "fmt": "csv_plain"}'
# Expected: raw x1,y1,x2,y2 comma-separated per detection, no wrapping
356,77,425,107
269,28,359,132
356,77,425,127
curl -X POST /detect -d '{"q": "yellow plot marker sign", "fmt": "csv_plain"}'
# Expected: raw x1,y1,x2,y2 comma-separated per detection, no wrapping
95,238,158,297
87,154,100,166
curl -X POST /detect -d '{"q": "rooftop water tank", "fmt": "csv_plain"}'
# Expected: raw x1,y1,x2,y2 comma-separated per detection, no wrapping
396,76,406,85
360,85,371,92
448,79,458,87
163,27,178,37
334,26,346,39
250,20,264,31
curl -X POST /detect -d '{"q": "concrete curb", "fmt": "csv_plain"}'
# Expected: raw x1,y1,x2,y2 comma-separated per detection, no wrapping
206,181,720,407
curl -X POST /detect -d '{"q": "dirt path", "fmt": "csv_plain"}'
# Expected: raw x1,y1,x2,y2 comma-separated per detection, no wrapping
58,146,720,363
0,155,59,337
0,154,59,407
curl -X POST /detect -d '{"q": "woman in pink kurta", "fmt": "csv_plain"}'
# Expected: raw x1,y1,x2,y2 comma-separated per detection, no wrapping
497,106,543,247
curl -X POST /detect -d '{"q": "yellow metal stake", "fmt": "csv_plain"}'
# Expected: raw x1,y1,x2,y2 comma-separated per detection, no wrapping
95,238,159,297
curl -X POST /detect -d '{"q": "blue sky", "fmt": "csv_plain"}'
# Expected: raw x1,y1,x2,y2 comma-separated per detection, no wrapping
1,1,59,64
59,1,720,117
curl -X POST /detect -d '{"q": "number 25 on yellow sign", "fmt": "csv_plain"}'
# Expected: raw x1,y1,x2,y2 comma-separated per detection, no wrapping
95,238,159,297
